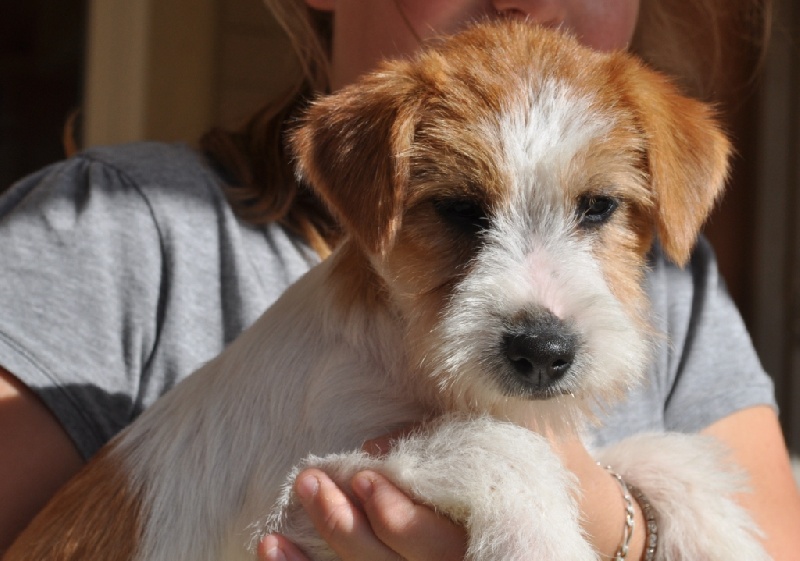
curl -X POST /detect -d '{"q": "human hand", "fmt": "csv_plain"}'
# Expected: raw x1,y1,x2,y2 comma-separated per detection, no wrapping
258,467,467,561
258,427,467,561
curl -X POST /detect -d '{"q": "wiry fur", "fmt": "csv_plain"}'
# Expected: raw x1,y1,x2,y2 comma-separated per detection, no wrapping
6,21,769,561
266,416,594,561
596,434,769,560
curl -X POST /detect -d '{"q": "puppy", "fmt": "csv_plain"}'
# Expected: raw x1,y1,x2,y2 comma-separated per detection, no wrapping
6,21,769,561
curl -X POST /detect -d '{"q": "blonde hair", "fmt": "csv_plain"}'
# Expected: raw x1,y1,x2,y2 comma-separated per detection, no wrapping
200,0,770,255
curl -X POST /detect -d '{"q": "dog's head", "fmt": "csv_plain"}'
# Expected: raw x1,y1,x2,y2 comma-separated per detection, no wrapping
290,21,729,429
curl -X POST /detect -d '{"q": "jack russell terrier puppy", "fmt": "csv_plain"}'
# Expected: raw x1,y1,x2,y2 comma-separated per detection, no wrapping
6,20,770,561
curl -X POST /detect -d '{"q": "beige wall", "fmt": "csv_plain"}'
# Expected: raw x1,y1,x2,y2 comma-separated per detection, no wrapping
82,0,298,147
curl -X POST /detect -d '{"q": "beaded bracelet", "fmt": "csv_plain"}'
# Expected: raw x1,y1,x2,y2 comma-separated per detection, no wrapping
628,483,659,561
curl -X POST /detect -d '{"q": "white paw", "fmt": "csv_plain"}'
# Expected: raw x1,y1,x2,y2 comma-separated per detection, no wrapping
597,433,771,561
262,416,597,561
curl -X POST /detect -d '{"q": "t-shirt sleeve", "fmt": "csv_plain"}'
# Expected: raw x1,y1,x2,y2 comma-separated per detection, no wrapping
0,155,163,459
657,238,777,433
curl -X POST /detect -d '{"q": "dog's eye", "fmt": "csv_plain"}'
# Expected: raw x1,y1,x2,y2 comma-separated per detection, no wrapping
434,198,489,234
577,195,618,227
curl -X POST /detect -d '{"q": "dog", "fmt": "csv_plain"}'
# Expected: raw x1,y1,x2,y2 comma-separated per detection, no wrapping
6,20,770,561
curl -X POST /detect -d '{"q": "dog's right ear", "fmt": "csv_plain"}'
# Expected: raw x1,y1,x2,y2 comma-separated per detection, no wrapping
290,69,419,256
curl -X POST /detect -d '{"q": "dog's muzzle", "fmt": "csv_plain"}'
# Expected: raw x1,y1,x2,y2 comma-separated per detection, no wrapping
501,309,578,397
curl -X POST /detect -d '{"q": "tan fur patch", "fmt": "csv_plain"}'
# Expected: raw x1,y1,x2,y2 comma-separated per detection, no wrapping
5,447,143,561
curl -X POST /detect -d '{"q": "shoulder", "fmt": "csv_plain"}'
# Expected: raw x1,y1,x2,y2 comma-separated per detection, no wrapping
2,142,224,228
76,141,229,213
77,141,217,190
2,139,316,296
0,142,239,294
0,142,317,458
22,141,319,307
650,238,775,432
1,141,260,270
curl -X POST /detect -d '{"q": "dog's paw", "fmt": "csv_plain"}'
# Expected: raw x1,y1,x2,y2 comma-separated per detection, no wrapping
380,416,597,561
263,415,597,561
596,433,772,561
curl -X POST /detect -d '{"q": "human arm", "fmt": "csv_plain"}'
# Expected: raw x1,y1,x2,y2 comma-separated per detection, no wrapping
0,146,204,550
703,405,800,560
0,144,318,555
0,366,84,553
0,153,164,552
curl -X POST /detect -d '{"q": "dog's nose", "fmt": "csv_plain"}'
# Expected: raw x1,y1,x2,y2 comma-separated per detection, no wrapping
502,312,577,390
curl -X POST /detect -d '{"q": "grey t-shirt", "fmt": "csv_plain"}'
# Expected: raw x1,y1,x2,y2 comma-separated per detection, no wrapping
0,142,775,459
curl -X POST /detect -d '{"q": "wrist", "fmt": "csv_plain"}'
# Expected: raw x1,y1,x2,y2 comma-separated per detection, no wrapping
549,435,651,560
569,456,647,560
600,466,648,561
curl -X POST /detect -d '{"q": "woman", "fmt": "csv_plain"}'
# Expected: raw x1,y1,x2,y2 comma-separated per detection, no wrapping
1,1,798,560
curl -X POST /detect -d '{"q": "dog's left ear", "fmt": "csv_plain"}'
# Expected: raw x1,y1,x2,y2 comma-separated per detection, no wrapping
290,69,419,255
618,59,731,266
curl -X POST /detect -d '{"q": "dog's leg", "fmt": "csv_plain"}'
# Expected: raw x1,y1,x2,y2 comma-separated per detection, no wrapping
262,416,597,561
596,433,772,561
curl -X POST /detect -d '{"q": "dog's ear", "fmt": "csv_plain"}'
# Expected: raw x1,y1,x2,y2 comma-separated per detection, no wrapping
290,70,419,255
618,59,731,266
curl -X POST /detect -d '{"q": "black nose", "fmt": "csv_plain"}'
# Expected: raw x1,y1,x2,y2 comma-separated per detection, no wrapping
502,312,577,391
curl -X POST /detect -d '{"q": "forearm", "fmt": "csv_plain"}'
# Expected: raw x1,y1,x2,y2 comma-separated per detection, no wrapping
554,437,647,560
0,367,84,552
702,406,800,560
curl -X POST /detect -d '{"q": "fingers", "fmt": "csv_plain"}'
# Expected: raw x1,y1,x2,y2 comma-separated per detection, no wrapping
351,470,467,561
261,468,467,561
293,469,402,561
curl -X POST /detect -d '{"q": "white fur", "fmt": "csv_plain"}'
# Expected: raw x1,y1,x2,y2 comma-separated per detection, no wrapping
500,80,613,186
265,416,594,561
597,434,771,561
117,259,425,561
112,169,770,561
426,195,649,429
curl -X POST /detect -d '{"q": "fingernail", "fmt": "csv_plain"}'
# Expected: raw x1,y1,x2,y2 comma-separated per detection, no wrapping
295,473,320,502
351,472,375,501
260,536,287,561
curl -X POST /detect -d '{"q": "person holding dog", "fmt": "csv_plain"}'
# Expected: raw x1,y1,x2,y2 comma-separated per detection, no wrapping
0,0,798,560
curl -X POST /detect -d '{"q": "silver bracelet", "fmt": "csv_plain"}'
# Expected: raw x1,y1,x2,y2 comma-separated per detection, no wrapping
628,483,658,561
602,466,635,561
